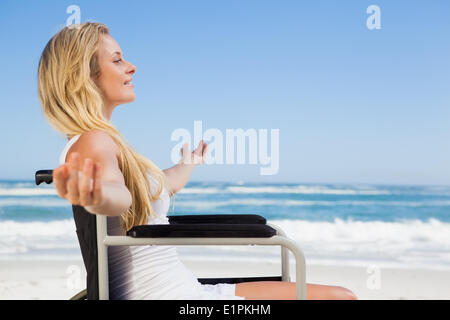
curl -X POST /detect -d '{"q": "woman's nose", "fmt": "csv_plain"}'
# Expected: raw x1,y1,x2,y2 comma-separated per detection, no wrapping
127,62,136,75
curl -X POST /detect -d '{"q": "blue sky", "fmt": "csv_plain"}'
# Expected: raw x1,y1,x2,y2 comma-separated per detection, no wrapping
0,0,449,184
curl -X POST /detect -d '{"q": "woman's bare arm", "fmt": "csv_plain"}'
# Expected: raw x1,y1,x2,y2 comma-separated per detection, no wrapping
163,140,208,195
163,162,196,195
53,130,132,216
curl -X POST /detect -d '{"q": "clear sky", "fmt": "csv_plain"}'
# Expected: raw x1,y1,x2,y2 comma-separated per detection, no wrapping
0,0,449,184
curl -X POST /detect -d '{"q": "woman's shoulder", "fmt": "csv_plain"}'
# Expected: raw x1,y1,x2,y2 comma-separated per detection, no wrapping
68,129,120,159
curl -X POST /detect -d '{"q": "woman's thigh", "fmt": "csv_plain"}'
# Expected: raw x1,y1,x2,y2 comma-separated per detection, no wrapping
235,281,357,300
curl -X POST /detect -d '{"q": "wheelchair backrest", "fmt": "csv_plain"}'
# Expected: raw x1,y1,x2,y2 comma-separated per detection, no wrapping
72,205,100,300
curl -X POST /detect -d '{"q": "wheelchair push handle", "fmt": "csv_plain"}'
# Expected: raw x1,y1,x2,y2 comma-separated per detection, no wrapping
35,170,53,185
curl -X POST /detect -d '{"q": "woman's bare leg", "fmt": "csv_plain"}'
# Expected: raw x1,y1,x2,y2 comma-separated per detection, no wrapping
235,281,357,300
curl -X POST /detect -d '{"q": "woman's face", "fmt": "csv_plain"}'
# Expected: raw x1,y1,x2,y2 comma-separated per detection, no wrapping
94,34,136,113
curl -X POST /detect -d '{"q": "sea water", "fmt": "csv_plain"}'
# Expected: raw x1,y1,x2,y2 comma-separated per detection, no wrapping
0,180,449,270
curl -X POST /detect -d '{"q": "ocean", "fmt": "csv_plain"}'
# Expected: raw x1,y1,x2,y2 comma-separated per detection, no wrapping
1,180,449,270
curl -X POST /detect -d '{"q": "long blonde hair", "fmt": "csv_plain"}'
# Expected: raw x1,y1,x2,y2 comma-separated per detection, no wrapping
38,22,173,231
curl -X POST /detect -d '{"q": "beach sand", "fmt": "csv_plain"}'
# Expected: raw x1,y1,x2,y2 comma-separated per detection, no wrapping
0,258,449,300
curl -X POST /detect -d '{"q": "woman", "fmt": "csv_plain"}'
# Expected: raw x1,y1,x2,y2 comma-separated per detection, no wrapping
38,22,356,300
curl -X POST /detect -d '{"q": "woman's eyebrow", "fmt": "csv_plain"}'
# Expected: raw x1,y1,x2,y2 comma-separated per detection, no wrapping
111,51,122,57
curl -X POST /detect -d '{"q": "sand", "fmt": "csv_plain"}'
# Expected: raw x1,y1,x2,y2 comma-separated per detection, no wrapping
0,258,449,300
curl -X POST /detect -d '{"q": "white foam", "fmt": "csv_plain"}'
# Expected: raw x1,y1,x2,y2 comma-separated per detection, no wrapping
0,188,57,196
0,198,68,207
1,218,449,270
176,185,392,195
0,219,79,256
177,218,450,270
225,186,391,195
1,197,447,209
265,218,450,270
178,188,222,194
174,198,450,208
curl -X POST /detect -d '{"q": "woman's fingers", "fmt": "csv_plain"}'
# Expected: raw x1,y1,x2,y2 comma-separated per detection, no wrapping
179,140,208,165
194,140,204,154
199,140,207,155
180,143,189,156
180,143,191,164
53,164,68,198
202,143,208,161
194,140,207,164
92,163,103,207
66,152,80,204
79,158,94,206
54,152,104,208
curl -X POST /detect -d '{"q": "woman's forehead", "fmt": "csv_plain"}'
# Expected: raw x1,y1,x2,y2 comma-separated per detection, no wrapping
99,34,122,56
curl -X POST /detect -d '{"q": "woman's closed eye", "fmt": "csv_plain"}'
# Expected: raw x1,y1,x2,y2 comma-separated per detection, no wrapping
113,58,122,63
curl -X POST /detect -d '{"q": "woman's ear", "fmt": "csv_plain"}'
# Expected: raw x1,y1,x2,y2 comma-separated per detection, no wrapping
89,52,102,80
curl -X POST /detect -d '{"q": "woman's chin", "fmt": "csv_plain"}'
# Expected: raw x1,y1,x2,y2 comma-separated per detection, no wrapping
124,94,136,103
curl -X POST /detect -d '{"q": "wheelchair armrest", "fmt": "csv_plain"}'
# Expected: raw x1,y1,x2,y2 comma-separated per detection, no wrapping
127,223,276,238
168,214,266,225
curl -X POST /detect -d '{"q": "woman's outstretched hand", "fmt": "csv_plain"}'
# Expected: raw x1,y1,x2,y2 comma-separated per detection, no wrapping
53,152,105,208
180,140,208,166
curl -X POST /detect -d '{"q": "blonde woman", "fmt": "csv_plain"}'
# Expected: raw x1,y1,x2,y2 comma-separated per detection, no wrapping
38,22,356,300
